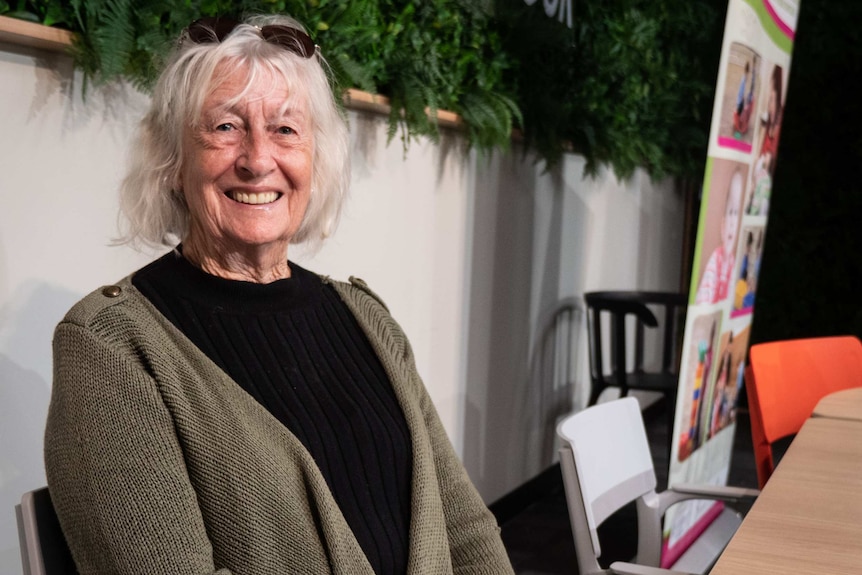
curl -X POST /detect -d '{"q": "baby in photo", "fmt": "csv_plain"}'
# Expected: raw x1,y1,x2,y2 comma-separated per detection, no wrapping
696,170,744,304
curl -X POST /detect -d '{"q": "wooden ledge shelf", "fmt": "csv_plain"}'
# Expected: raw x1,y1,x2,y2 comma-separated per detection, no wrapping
0,15,464,128
344,88,462,129
0,14,73,51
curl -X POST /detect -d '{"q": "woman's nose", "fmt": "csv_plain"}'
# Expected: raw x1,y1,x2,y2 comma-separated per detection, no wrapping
236,130,276,178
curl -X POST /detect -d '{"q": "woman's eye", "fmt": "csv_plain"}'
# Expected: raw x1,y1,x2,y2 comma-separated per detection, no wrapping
215,123,235,132
277,126,294,135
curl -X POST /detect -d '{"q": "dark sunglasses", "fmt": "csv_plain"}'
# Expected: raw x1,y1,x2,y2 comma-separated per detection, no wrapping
185,17,317,59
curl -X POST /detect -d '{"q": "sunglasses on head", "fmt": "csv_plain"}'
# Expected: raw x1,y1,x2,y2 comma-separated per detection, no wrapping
185,17,317,59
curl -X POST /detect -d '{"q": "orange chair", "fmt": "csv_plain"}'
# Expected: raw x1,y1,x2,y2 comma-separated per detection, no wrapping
744,335,862,488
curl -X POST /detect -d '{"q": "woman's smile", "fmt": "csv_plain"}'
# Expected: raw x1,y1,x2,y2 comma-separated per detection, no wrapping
225,190,283,205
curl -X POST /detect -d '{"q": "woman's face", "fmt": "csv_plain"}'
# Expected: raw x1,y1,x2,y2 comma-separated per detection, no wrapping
180,62,313,258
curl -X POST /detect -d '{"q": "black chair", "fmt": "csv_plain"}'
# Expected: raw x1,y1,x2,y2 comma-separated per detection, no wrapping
15,487,78,575
584,291,686,454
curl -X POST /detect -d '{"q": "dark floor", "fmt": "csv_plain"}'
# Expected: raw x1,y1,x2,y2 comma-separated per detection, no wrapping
498,401,760,574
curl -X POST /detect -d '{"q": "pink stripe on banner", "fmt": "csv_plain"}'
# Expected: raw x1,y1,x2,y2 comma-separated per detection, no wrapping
718,136,753,153
764,0,795,40
660,502,725,569
730,306,753,319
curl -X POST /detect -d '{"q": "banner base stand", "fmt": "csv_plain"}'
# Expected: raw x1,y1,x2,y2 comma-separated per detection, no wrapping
671,508,742,573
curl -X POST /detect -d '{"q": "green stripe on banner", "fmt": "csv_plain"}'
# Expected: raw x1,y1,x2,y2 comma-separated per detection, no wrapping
743,0,794,53
688,157,715,306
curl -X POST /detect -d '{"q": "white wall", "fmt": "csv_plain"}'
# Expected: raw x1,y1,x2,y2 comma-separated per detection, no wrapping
0,42,684,573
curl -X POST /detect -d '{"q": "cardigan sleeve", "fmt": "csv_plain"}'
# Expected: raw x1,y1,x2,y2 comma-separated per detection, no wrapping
330,277,514,573
411,370,514,574
391,333,513,574
45,320,231,575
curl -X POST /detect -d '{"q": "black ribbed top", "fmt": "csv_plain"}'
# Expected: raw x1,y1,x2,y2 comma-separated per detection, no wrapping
132,250,412,574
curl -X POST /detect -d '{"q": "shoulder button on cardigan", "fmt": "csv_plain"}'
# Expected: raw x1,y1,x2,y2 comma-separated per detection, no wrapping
101,285,122,298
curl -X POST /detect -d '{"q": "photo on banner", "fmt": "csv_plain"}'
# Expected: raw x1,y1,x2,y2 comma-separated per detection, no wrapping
717,42,762,154
694,158,748,306
661,0,800,568
731,224,765,317
747,61,786,217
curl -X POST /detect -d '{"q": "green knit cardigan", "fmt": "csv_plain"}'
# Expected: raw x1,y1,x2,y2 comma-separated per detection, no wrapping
45,274,514,575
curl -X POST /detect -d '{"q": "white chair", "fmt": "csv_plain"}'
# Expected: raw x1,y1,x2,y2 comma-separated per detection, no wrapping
15,487,77,575
557,397,758,575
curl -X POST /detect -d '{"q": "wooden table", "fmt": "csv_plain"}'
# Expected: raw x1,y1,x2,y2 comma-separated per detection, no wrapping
710,416,862,575
812,386,862,422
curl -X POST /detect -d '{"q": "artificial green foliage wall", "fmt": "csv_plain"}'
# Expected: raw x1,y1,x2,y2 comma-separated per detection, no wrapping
1,0,726,181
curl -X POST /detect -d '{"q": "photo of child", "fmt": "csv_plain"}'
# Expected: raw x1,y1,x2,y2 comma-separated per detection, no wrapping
746,63,786,217
731,226,765,316
718,42,761,150
676,311,722,462
701,325,751,443
695,159,748,305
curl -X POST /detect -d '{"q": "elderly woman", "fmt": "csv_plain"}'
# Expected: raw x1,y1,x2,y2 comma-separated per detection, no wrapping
44,14,513,575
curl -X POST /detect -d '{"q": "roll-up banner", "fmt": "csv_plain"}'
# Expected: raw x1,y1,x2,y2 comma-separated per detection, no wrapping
663,0,799,567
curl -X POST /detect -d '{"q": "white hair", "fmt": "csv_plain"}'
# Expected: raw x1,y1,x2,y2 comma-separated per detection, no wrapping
118,14,350,250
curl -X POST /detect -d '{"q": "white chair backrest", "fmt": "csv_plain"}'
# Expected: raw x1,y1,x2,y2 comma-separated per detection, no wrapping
557,397,657,556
